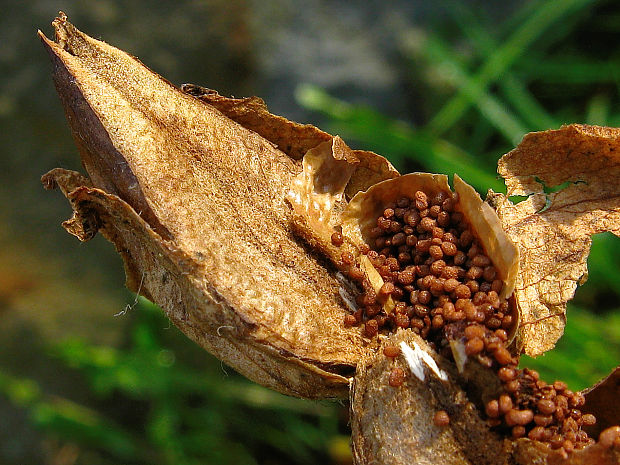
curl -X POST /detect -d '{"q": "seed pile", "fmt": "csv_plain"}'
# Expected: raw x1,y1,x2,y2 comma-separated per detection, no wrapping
335,189,608,453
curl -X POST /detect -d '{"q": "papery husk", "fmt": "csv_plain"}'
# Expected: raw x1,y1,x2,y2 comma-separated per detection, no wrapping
351,331,620,465
340,173,520,343
351,330,511,465
492,124,620,357
39,14,403,399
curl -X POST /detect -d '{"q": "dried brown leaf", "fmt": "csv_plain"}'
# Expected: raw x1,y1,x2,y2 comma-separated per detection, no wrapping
492,124,620,356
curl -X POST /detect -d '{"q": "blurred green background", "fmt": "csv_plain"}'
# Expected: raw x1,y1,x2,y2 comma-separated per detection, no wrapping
1,0,619,464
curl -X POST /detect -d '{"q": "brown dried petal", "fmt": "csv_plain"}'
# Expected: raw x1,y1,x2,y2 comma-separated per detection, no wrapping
40,14,366,398
492,124,620,356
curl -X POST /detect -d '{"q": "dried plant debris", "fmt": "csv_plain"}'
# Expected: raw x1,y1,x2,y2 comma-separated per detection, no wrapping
491,124,620,357
40,13,618,465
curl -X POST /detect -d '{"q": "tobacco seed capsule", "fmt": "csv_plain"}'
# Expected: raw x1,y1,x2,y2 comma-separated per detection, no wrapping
505,409,534,426
465,337,484,356
499,394,513,415
434,410,450,427
383,346,400,358
389,367,406,387
537,399,556,415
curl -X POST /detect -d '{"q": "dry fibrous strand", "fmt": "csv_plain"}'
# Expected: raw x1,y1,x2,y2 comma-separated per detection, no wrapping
39,13,619,465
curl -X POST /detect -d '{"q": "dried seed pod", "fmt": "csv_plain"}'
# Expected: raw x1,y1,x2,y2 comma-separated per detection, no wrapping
40,15,399,399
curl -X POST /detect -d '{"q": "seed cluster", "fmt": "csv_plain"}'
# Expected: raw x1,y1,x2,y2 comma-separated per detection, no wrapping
334,189,610,453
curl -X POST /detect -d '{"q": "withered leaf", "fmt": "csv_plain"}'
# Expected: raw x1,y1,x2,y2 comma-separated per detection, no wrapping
491,124,620,356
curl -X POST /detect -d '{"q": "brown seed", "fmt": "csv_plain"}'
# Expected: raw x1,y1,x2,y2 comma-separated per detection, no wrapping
383,346,400,358
442,278,459,293
331,231,344,246
341,251,355,265
379,282,395,296
463,325,484,342
344,314,357,326
420,217,435,232
494,347,513,366
528,426,546,441
505,409,534,426
498,367,516,382
482,266,497,282
454,284,471,299
433,410,450,427
414,191,428,210
466,266,483,280
505,380,520,393
431,315,444,329
437,211,451,227
454,251,466,265
364,319,379,338
392,232,406,246
418,291,432,305
512,426,526,439
485,400,500,418
395,313,410,328
499,394,513,415
537,399,556,415
397,197,411,208
472,254,491,267
464,337,483,355
562,440,574,453
459,230,474,247
389,367,406,387
534,414,553,426
582,414,596,426
553,381,568,392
